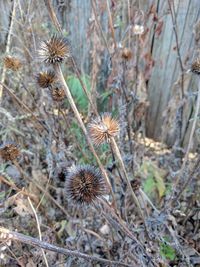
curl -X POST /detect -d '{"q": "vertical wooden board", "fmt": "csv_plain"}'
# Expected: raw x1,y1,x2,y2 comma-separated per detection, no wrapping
146,0,172,137
154,0,190,137
146,0,200,143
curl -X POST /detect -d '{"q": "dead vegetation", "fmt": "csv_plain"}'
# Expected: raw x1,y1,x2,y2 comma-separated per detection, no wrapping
0,1,199,266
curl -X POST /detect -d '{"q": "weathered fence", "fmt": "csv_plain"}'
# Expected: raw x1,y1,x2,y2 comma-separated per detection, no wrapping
0,0,200,149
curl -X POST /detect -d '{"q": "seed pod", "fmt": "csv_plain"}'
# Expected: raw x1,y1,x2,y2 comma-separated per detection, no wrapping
0,143,20,161
39,35,71,64
50,86,65,101
89,113,119,146
3,56,22,71
36,70,56,88
191,58,200,75
65,165,107,205
121,47,133,61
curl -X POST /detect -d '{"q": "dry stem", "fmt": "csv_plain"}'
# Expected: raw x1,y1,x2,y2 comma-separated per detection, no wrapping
110,137,146,226
0,227,132,267
171,78,200,204
54,64,117,210
0,0,17,102
28,197,49,267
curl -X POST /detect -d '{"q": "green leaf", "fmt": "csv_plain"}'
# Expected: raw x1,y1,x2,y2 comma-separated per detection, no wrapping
141,161,166,199
160,242,176,260
67,75,91,113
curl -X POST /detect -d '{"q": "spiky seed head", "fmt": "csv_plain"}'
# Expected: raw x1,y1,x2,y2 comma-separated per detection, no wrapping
0,143,20,161
65,165,107,205
36,70,56,88
89,113,119,146
131,178,141,191
3,56,22,71
191,58,200,75
39,35,71,64
50,86,65,101
122,47,133,60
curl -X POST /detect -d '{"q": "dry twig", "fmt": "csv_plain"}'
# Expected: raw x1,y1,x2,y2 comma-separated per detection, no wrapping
0,227,132,267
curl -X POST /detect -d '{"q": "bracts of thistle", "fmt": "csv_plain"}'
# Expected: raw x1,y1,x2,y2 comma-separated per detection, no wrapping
65,165,108,205
38,35,71,64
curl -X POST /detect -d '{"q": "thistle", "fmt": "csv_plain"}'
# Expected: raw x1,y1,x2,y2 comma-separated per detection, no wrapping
65,165,107,205
0,143,20,161
36,70,56,88
191,58,200,75
89,113,119,146
50,86,65,101
3,56,22,71
39,35,71,64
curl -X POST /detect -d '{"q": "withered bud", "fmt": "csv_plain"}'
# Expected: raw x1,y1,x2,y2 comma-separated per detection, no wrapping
89,113,119,146
0,143,20,161
4,56,22,71
39,35,71,64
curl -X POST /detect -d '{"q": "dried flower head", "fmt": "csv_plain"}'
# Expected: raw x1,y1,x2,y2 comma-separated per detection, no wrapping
133,24,144,35
50,86,65,101
122,47,133,60
39,36,71,64
65,165,107,205
131,178,141,191
3,56,22,71
191,58,200,75
0,143,20,161
89,113,119,146
36,70,56,88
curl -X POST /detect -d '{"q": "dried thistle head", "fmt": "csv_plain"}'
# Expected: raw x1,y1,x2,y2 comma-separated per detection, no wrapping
131,178,141,191
39,35,71,64
50,86,65,101
0,143,20,161
191,58,200,75
122,47,133,61
65,165,107,205
89,113,119,146
36,70,56,88
3,56,22,71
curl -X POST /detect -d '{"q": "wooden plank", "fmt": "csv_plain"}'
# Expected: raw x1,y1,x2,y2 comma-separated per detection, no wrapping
146,0,200,146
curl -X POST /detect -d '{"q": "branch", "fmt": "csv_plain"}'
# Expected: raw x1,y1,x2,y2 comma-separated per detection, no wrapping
170,78,200,204
0,227,132,267
0,0,17,102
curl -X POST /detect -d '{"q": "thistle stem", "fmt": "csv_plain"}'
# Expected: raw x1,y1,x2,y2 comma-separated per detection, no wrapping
54,64,118,211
